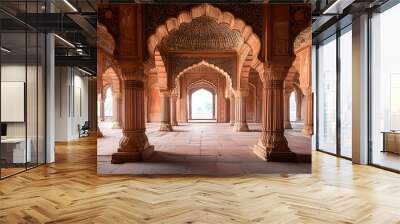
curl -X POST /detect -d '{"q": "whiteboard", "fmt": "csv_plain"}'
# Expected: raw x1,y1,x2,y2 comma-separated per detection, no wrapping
1,82,25,122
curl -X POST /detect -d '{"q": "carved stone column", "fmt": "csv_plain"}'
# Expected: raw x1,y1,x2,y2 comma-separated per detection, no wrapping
253,65,296,161
88,77,98,136
99,96,105,122
170,93,178,126
284,89,292,129
302,88,313,136
112,92,121,129
229,93,235,126
296,92,302,121
111,64,154,164
233,90,249,132
159,90,173,131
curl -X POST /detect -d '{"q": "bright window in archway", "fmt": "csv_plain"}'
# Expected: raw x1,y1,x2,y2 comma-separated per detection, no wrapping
104,87,113,117
191,89,213,119
290,91,297,121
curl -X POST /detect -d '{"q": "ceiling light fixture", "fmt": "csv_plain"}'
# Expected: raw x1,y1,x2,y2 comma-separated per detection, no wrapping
54,34,75,48
78,67,93,76
323,0,354,15
1,47,11,53
63,0,78,12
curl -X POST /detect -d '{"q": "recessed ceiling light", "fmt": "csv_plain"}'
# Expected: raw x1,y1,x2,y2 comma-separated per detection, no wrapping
54,34,75,48
78,67,93,76
63,0,78,12
1,47,11,53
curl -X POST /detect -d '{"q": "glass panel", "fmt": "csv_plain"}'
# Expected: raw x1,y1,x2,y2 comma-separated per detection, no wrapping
27,31,38,169
38,32,45,165
1,30,28,177
371,4,400,171
340,27,352,158
317,35,337,154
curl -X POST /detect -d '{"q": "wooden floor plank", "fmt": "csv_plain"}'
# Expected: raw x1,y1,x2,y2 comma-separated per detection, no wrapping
0,137,400,223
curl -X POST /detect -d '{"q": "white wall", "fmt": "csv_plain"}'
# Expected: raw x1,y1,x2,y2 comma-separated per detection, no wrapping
54,67,89,141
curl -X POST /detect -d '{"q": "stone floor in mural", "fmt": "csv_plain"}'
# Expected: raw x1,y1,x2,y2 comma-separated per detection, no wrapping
97,122,311,175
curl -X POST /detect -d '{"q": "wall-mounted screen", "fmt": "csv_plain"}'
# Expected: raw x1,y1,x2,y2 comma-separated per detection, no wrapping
1,82,25,122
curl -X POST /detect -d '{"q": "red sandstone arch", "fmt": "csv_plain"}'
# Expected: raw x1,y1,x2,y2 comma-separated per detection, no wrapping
187,80,217,120
175,60,232,93
147,4,264,92
147,4,262,68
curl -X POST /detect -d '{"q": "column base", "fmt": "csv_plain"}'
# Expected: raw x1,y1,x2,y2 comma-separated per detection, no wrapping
233,122,249,132
112,121,121,129
230,121,235,126
301,125,313,136
159,122,173,131
253,143,296,162
111,145,154,164
97,129,103,138
284,121,292,129
171,121,178,126
88,130,97,137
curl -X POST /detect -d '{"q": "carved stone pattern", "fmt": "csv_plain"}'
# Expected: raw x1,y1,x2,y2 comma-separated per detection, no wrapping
98,6,120,52
184,64,222,74
265,80,284,89
293,26,311,52
163,16,243,51
143,4,264,60
124,80,144,90
167,55,236,88
289,5,312,50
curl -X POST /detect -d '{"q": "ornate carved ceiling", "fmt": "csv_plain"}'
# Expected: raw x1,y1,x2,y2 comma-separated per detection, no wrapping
143,4,264,59
184,64,223,74
162,16,243,51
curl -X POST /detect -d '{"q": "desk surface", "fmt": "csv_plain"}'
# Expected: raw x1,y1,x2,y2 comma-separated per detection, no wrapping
1,138,27,143
381,131,400,134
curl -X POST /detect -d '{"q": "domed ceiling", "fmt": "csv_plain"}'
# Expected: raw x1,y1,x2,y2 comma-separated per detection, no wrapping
162,16,244,51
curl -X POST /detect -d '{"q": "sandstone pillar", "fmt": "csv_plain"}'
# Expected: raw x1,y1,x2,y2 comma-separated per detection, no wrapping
111,63,154,163
302,88,313,136
284,89,292,129
253,65,296,161
296,92,302,121
88,77,98,136
99,96,105,122
229,93,235,126
233,90,249,132
112,92,121,129
170,93,178,126
159,90,173,131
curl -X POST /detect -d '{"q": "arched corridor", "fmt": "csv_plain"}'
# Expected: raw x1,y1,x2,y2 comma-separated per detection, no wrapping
97,3,313,174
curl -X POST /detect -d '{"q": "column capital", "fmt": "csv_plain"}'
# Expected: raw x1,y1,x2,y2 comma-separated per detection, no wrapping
117,59,145,81
264,65,290,82
232,89,249,97
159,89,172,97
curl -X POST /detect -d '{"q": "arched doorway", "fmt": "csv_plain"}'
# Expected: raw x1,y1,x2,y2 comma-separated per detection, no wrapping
190,88,215,120
290,91,296,122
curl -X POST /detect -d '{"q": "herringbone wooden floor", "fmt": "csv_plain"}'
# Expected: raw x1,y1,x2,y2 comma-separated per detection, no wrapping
1,136,400,224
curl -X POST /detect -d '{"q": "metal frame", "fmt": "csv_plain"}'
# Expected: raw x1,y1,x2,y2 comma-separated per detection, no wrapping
315,23,353,161
0,0,47,180
367,0,400,172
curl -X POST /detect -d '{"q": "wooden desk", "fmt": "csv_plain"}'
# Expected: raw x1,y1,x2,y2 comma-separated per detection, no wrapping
1,138,31,164
382,131,400,154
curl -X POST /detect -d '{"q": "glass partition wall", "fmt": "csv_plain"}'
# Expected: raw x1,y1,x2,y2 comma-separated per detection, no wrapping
0,3,46,179
316,25,353,159
370,3,400,171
